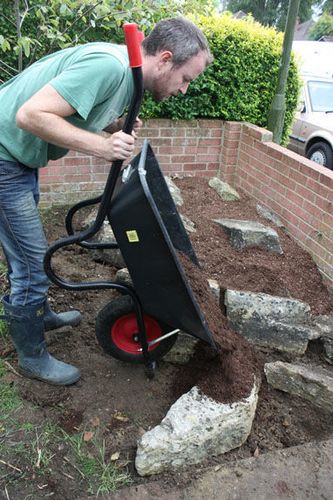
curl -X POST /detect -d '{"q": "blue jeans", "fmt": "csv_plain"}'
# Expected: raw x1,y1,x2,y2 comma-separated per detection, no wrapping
0,160,49,306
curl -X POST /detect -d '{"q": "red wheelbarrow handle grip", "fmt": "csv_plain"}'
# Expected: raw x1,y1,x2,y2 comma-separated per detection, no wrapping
123,23,144,68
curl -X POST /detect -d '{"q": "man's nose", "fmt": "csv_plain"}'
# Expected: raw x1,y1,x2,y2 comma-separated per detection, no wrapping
179,83,189,95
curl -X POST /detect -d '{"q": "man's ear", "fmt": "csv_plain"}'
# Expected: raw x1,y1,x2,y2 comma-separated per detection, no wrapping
158,50,173,67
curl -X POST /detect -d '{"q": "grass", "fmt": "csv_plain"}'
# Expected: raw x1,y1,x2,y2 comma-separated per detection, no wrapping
63,431,132,495
0,245,131,496
0,359,131,496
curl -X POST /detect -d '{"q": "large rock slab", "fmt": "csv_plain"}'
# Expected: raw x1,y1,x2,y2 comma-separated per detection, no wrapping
311,315,333,364
135,381,260,476
256,204,285,228
163,332,199,365
265,361,333,413
225,290,311,323
82,213,125,269
90,222,126,268
225,290,315,354
165,176,183,206
208,177,241,201
214,219,283,254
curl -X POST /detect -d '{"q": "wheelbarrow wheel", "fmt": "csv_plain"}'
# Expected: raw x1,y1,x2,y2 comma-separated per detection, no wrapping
95,295,178,363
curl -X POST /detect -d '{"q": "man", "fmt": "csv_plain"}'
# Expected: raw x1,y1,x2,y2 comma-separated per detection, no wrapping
0,17,212,386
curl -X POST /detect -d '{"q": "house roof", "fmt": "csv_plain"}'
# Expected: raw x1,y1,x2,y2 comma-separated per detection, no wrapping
294,19,315,40
233,10,247,19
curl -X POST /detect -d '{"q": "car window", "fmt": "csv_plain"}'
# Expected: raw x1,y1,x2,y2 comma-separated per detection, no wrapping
307,80,333,112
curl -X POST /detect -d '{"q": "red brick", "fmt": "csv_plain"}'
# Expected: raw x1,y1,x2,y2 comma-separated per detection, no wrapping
186,128,210,138
196,153,219,162
158,146,184,155
183,163,207,171
211,129,223,138
170,154,195,163
63,156,91,166
194,170,214,177
160,128,186,137
172,138,198,147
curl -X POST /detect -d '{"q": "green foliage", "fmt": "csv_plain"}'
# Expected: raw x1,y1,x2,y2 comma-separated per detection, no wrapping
0,3,300,143
0,0,147,81
225,0,321,29
321,0,333,15
141,13,301,144
0,0,217,83
309,12,333,40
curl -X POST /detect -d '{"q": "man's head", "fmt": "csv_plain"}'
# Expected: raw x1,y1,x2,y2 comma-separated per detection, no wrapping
141,17,213,102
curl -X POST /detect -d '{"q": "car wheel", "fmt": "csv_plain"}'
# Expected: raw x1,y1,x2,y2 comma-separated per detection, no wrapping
306,141,333,170
95,295,178,363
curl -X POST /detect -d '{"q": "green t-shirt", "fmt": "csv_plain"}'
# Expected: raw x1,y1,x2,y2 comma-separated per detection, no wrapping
0,43,134,168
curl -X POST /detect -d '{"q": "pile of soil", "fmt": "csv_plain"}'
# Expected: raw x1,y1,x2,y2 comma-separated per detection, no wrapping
1,175,332,497
178,251,260,403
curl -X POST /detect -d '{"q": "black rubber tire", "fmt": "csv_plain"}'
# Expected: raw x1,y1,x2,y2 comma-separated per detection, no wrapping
95,295,178,363
306,141,333,170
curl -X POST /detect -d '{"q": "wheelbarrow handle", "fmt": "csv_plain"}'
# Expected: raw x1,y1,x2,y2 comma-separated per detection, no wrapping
122,23,145,136
123,23,144,68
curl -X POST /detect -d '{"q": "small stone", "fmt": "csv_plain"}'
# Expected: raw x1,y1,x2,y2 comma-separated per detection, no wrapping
165,176,183,206
208,177,241,201
115,268,133,287
163,332,198,365
214,219,283,254
180,213,196,233
208,279,220,304
256,204,284,228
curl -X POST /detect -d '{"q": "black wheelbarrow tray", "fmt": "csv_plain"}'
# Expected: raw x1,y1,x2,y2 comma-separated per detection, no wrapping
94,139,217,364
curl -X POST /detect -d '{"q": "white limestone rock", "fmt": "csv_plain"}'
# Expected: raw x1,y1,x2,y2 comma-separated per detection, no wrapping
135,380,260,476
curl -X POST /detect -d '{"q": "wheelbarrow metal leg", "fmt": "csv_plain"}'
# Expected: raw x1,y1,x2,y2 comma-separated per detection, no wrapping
130,294,156,378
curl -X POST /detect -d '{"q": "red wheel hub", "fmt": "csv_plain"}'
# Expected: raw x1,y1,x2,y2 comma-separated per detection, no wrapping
111,313,162,354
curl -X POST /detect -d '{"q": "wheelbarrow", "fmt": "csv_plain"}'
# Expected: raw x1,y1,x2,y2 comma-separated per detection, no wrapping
44,23,217,378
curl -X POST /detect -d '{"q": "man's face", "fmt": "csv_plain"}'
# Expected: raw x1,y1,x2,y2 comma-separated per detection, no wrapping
148,51,207,102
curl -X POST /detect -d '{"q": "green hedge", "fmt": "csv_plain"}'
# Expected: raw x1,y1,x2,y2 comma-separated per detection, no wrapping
0,7,300,144
140,13,301,144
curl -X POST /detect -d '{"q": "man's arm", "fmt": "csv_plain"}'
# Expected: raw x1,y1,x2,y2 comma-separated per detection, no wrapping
103,116,143,135
16,84,135,162
103,119,122,134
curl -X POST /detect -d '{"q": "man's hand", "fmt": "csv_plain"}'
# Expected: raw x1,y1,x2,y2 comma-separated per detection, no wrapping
103,130,135,161
132,117,143,135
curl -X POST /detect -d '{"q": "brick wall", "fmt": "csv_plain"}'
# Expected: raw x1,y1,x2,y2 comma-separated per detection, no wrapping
40,119,225,206
235,122,333,289
40,119,333,288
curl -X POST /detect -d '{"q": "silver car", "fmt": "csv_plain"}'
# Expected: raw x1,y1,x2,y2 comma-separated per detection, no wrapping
288,76,333,170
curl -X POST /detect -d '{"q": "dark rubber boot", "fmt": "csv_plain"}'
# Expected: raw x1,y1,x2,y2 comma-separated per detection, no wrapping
2,296,80,386
44,300,82,332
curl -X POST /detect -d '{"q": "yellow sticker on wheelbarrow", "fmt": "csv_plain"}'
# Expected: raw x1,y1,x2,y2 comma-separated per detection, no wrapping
126,230,139,243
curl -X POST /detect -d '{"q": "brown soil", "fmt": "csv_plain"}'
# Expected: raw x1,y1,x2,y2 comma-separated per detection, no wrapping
177,251,260,403
1,175,333,499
